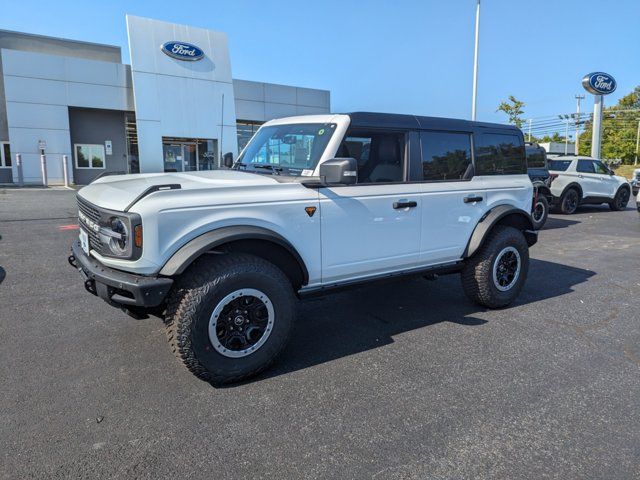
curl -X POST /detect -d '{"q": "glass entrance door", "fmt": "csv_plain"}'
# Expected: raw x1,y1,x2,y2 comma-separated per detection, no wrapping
162,138,219,172
163,144,183,172
182,143,197,171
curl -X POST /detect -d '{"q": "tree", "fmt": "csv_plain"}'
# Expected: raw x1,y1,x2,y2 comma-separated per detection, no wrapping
497,96,525,129
578,86,640,163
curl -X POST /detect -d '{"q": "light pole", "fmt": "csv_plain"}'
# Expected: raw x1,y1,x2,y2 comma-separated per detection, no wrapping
527,118,532,142
471,0,481,121
635,120,640,165
559,115,571,155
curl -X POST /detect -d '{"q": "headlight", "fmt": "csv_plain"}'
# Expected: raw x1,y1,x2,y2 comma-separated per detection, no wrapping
97,214,142,259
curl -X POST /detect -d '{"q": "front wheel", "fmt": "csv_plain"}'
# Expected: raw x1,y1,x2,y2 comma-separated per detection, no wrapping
461,226,529,308
609,187,630,211
531,195,549,230
164,253,296,385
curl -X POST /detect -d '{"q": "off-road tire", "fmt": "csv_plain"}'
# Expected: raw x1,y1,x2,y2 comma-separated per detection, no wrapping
531,195,549,230
559,187,580,215
461,225,529,309
609,186,630,211
164,253,296,385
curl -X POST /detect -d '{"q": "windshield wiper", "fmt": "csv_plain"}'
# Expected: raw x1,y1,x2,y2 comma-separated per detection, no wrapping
251,164,283,175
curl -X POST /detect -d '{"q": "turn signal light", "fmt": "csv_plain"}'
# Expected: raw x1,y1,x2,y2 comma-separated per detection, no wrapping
134,225,143,248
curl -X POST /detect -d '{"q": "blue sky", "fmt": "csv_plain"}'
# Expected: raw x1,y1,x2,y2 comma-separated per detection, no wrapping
3,0,639,127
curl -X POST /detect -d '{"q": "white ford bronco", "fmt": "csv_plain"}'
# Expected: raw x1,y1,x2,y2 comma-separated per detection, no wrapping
547,155,631,214
69,112,538,384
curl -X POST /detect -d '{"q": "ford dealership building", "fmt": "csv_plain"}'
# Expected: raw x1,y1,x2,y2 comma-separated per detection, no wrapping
0,16,331,185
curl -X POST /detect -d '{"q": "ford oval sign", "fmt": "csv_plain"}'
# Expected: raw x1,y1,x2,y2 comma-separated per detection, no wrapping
582,72,617,95
161,41,204,61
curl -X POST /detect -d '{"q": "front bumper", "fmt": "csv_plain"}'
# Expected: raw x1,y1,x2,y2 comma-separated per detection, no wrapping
69,240,172,308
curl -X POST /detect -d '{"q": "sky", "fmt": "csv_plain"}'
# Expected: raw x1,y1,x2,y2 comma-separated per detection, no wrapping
2,0,639,131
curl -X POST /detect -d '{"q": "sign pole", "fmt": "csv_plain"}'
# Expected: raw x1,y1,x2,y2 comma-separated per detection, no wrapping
591,95,603,159
574,94,584,155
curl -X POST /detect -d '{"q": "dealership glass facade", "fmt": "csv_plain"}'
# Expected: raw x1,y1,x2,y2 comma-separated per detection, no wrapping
236,121,264,154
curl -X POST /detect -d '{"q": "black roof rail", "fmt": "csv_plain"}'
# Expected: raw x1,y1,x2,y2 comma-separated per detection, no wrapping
124,184,181,212
91,171,127,183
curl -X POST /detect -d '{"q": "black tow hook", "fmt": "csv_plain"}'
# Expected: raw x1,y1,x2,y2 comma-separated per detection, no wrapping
84,279,97,296
68,254,77,268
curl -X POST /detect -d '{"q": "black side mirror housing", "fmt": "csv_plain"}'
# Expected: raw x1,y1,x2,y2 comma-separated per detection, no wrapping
319,158,357,185
223,152,234,168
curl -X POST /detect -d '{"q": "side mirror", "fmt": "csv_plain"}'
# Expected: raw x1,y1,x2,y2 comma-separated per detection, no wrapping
223,152,234,168
319,158,357,185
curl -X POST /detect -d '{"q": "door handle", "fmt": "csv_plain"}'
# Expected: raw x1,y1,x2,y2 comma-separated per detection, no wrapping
393,201,417,209
463,196,484,203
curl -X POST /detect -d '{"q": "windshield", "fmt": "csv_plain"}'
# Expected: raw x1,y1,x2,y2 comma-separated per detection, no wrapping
548,160,572,171
235,123,336,176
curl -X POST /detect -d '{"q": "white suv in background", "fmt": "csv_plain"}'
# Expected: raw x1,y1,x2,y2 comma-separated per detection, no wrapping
548,156,631,214
69,112,538,384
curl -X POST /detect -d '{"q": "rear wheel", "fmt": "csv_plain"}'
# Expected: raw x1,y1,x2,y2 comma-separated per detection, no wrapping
164,253,296,385
461,225,529,308
559,188,579,214
531,195,549,230
609,187,630,211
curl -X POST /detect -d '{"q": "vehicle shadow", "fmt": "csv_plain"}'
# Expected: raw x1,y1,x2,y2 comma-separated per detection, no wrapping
542,216,581,230
241,258,595,385
0,266,5,286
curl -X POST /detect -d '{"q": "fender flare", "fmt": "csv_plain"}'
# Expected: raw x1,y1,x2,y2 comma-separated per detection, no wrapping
464,205,536,258
559,182,583,200
159,225,309,283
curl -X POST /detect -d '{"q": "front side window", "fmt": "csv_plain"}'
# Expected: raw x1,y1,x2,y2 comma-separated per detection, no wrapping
577,159,595,173
420,131,472,181
337,131,405,183
475,133,526,175
593,161,610,175
236,123,336,176
75,144,105,169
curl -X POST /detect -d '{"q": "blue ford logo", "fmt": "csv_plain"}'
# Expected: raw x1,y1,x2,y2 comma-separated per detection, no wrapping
161,41,205,61
582,72,617,95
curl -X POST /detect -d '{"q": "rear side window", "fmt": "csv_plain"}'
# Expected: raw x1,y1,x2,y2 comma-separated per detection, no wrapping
548,160,572,171
419,131,473,181
475,133,526,175
525,146,546,168
577,160,595,173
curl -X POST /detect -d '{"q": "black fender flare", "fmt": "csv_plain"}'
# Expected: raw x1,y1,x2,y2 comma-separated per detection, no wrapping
616,183,631,195
159,225,309,283
559,182,583,201
464,205,537,258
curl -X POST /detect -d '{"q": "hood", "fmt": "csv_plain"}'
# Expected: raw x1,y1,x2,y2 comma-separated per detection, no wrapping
77,170,280,211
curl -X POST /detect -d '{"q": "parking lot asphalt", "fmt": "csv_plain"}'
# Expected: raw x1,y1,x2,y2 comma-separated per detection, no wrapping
1,187,640,479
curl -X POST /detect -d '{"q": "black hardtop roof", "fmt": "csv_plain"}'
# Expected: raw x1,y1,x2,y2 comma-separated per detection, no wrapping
346,111,520,133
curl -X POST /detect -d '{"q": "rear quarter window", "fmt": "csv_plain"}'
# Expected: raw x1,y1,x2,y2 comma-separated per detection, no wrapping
475,133,526,175
548,160,572,171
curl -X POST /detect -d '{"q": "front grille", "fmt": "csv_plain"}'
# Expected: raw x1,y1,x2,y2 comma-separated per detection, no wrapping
77,196,103,252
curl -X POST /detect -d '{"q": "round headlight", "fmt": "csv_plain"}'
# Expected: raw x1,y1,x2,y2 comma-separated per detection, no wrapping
108,217,128,253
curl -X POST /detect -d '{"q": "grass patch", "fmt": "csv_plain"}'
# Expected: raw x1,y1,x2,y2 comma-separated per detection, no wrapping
614,164,639,179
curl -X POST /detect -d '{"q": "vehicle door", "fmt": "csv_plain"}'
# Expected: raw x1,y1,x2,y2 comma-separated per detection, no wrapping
575,159,602,197
319,130,422,284
412,130,486,265
592,160,618,197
